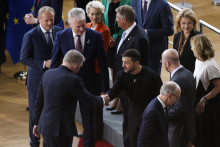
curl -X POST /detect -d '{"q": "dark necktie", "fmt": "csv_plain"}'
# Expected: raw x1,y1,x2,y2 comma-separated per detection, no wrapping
142,0,148,21
36,0,40,6
76,35,82,53
46,32,53,49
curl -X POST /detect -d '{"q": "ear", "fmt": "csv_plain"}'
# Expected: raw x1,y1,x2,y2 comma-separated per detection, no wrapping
165,60,170,67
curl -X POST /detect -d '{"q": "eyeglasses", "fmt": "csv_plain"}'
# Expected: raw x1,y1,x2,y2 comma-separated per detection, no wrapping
171,94,180,99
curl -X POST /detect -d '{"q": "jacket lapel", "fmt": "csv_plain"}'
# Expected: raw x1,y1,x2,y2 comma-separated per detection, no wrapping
143,0,156,26
117,26,137,56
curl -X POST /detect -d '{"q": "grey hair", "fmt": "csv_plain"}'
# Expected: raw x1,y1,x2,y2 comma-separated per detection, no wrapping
38,6,55,17
115,5,136,23
63,50,85,67
160,81,180,96
86,1,105,15
68,8,86,23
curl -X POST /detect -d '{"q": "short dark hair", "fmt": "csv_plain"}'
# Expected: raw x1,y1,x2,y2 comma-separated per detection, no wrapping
122,49,141,62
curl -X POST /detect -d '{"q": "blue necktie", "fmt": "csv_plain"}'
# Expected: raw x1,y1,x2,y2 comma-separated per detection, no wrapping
46,32,53,49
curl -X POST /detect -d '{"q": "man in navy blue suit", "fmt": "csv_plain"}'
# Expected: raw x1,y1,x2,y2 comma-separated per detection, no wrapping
137,81,181,147
20,6,62,147
132,0,174,75
33,50,109,147
25,0,63,26
50,8,109,147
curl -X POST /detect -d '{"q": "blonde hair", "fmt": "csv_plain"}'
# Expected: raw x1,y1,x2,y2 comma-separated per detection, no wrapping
86,1,105,15
175,8,197,32
190,34,214,61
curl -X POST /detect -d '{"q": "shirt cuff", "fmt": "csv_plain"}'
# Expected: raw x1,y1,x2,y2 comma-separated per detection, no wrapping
101,95,105,105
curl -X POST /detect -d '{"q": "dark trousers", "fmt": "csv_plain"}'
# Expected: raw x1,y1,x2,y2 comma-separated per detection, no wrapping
119,91,131,147
28,91,40,147
79,101,96,147
43,135,73,147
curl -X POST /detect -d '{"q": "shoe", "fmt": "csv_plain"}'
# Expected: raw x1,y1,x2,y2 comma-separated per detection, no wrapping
111,110,122,114
106,106,116,111
77,133,83,137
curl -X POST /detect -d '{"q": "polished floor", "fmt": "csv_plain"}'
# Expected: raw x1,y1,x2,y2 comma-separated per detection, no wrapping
0,0,220,146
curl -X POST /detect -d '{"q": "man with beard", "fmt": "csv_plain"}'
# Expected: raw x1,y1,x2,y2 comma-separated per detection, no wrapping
104,49,162,147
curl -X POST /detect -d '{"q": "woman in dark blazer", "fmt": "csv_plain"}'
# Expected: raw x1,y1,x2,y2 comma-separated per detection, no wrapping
173,8,200,73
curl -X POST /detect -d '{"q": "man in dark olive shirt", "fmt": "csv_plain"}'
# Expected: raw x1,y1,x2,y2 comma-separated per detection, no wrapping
104,49,162,147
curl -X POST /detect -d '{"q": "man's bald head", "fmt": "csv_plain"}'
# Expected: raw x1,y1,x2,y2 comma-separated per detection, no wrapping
162,49,180,65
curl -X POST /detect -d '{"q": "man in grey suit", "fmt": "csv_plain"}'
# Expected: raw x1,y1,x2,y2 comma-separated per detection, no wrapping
20,6,62,147
161,49,196,147
33,50,109,147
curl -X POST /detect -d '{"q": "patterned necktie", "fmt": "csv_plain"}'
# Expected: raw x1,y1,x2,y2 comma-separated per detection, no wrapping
46,32,53,49
76,35,82,53
142,0,148,21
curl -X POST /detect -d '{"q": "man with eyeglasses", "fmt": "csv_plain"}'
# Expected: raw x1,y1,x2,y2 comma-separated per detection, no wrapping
161,48,196,147
50,8,109,147
138,81,181,147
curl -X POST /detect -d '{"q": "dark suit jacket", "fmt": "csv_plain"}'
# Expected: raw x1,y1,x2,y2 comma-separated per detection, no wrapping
32,0,63,25
132,0,174,73
168,67,196,147
34,65,103,136
50,27,109,94
114,25,149,74
137,98,169,147
20,25,62,93
173,31,200,73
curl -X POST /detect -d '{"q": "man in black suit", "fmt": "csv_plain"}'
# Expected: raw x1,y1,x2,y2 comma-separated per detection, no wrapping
33,50,109,147
161,49,196,147
20,6,62,147
132,0,174,75
138,81,181,147
25,0,63,26
50,8,109,147
104,49,162,147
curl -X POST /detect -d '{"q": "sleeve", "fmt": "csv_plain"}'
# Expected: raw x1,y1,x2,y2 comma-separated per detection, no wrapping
137,110,157,146
206,65,220,81
168,80,185,120
51,0,63,25
73,78,104,107
96,33,109,92
34,80,44,125
20,33,44,70
107,71,124,100
147,3,174,38
102,29,111,53
50,32,63,68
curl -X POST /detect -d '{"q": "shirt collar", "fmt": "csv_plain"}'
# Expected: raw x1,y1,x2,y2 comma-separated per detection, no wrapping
40,24,52,33
171,65,183,78
72,30,86,38
157,96,166,109
124,22,136,38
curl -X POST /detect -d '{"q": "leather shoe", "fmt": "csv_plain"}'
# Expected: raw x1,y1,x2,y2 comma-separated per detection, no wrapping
111,110,122,114
106,106,116,111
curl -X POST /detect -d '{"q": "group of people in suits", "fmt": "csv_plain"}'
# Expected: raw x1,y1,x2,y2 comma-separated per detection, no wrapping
19,0,220,147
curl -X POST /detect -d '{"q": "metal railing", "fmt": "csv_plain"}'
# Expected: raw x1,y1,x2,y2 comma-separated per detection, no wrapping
167,1,220,44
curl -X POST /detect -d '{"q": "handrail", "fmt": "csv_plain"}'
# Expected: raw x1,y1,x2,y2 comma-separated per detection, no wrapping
167,1,220,45
200,20,220,34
